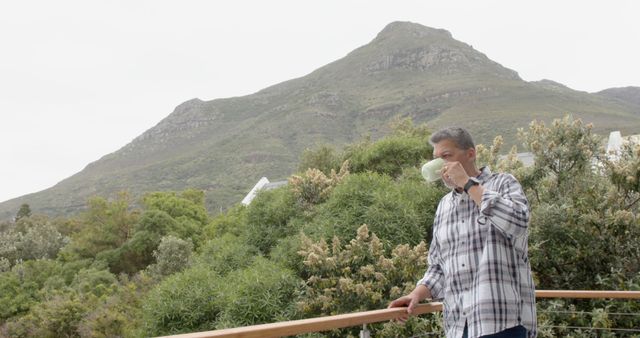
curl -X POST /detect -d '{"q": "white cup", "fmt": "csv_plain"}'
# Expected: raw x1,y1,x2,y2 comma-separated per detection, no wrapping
421,158,445,182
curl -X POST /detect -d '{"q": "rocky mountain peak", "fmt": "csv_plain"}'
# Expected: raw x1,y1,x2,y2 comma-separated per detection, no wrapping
374,21,453,41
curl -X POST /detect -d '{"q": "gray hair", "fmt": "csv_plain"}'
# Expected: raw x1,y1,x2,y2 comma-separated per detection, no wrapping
429,127,475,150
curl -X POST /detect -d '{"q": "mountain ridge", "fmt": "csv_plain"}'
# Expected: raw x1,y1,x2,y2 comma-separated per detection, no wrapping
1,21,639,220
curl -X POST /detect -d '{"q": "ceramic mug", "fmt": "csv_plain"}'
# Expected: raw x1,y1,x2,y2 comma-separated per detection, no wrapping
421,158,445,182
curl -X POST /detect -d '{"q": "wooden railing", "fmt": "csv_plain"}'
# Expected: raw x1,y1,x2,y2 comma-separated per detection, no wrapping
158,290,640,338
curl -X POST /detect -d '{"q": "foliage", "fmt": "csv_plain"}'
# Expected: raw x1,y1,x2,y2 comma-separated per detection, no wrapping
298,144,342,175
289,160,350,208
204,204,247,238
142,265,223,336
216,257,300,328
3,115,640,336
296,224,441,337
244,187,303,254
142,256,300,336
0,216,69,267
476,135,525,180
77,273,153,338
518,115,602,196
193,233,258,276
15,204,31,222
606,143,640,210
269,234,306,274
0,259,66,320
142,189,209,228
148,235,194,278
95,190,209,274
343,135,431,178
2,292,94,338
310,171,444,247
60,194,138,261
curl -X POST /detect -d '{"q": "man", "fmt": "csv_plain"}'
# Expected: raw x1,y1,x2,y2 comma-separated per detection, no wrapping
388,127,537,338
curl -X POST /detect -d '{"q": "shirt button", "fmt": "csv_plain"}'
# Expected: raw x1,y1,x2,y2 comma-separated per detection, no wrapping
462,264,465,267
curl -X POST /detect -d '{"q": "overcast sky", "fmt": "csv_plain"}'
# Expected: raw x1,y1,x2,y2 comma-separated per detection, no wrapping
1,0,638,203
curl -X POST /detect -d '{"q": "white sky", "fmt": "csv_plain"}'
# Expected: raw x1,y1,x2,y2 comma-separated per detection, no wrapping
1,0,639,203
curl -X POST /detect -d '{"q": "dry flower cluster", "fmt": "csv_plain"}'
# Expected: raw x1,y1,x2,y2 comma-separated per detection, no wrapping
289,160,350,207
296,224,427,315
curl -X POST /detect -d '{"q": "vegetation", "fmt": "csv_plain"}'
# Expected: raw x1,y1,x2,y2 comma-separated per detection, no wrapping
1,116,639,337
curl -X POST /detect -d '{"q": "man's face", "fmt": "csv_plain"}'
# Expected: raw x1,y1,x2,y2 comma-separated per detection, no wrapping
433,139,473,164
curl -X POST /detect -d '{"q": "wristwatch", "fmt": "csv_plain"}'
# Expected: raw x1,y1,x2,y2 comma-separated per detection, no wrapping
463,177,480,194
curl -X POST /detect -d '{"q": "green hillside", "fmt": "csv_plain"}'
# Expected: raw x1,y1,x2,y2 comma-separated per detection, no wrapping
1,21,639,220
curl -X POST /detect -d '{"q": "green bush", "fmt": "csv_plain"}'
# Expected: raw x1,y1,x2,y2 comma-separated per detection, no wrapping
244,187,302,254
142,189,209,227
71,268,117,298
298,144,342,175
77,273,153,338
194,233,258,276
310,172,444,247
269,234,305,274
217,257,300,328
142,265,224,336
344,135,431,178
204,205,248,239
148,235,194,278
0,260,65,320
2,292,94,338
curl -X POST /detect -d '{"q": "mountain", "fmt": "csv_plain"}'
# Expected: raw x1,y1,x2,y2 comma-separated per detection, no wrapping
2,21,640,220
596,86,640,108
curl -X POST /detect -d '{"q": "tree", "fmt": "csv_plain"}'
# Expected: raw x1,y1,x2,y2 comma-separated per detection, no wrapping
15,204,31,222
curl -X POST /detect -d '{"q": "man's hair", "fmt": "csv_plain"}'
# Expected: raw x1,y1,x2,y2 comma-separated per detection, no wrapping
429,127,475,150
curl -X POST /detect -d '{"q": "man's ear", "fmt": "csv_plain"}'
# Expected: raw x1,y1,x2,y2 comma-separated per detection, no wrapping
467,147,476,161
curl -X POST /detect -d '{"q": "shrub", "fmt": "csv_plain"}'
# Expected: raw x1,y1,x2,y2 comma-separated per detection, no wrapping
289,161,349,208
217,257,300,328
204,205,248,238
298,144,342,175
310,172,444,247
269,234,308,276
244,187,302,254
296,224,440,337
142,265,223,336
142,189,209,227
2,292,94,338
148,235,194,278
193,233,258,276
344,135,431,178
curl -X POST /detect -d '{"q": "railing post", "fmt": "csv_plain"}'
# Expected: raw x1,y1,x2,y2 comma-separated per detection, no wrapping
360,323,371,338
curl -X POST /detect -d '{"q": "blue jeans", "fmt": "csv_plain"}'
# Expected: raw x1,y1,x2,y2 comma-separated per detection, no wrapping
462,323,527,338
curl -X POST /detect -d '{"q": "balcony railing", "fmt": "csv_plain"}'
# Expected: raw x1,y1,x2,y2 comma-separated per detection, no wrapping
158,290,640,338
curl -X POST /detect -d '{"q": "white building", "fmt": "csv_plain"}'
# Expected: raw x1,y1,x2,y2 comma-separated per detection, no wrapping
241,177,288,205
606,130,640,161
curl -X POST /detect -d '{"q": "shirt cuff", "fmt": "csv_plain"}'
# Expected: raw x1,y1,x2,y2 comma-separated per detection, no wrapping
418,271,444,300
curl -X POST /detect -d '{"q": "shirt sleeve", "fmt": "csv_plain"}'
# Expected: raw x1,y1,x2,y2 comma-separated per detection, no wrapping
417,203,445,300
418,235,445,300
479,173,530,238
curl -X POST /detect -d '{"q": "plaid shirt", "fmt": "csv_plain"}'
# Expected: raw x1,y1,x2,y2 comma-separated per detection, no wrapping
418,167,537,338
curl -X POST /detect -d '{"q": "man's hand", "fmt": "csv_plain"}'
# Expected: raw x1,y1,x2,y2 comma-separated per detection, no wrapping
387,294,420,322
387,285,430,322
441,161,469,189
